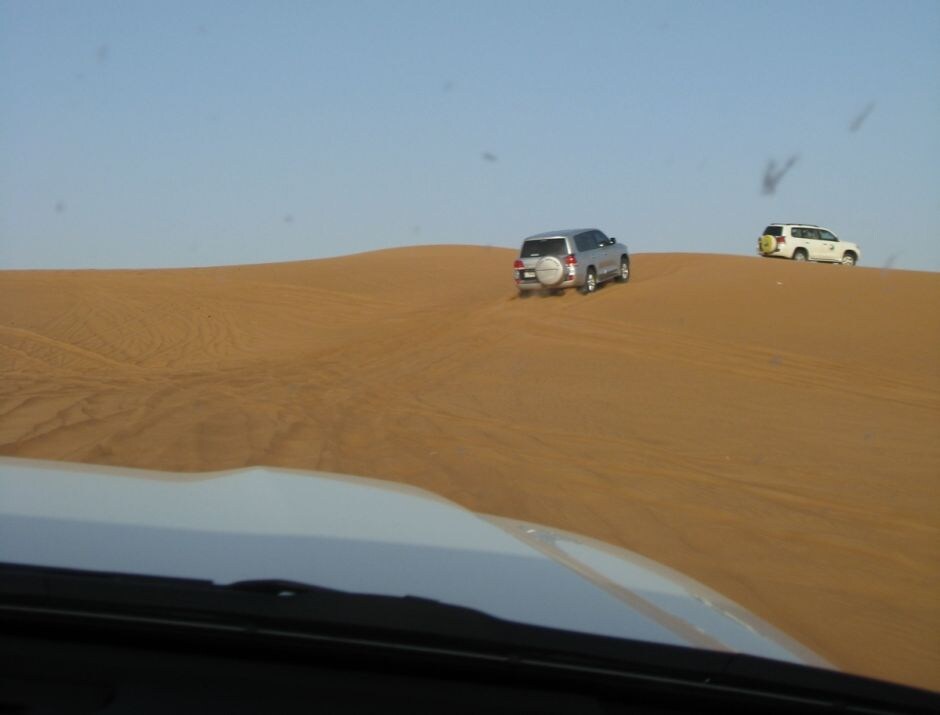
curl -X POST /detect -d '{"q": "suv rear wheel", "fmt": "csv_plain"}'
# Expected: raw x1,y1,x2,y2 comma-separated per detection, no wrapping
581,268,597,294
793,249,808,262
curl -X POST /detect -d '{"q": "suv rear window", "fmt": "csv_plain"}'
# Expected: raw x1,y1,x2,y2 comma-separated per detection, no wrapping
763,226,783,236
521,238,568,257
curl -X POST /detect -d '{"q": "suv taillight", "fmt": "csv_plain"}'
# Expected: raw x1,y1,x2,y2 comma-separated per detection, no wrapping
776,236,786,244
564,254,577,266
513,259,524,269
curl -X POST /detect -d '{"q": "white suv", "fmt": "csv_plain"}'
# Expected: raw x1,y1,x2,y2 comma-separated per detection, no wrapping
758,224,861,265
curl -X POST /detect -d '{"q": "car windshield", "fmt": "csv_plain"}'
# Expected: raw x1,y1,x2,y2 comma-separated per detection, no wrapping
1,0,938,699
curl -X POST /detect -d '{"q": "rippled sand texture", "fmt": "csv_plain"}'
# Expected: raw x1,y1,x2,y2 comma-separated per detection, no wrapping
2,247,938,690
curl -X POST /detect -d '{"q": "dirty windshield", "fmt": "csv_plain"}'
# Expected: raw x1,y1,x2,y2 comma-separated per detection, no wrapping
1,0,938,697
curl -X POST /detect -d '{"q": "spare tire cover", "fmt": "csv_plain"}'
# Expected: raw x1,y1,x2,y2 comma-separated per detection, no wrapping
535,256,565,286
759,235,777,254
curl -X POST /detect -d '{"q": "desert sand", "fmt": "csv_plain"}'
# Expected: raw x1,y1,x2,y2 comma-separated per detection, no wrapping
1,246,938,690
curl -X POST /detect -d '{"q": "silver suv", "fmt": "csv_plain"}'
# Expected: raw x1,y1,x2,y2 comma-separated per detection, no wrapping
758,224,861,265
513,229,630,296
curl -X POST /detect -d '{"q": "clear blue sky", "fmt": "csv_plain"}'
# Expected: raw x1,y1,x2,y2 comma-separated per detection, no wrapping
2,0,938,271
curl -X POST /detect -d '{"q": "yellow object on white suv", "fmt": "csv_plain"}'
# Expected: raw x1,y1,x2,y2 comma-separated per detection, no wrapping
758,224,861,265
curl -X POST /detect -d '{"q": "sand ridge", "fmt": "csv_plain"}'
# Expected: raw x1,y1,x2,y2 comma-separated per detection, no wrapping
1,246,938,690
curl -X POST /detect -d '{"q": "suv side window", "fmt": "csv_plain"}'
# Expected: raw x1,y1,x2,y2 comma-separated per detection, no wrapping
803,228,820,240
575,232,597,252
593,230,610,246
791,227,804,238
819,230,837,241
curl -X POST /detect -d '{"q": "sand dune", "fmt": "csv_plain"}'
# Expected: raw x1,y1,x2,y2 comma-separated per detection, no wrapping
2,247,938,690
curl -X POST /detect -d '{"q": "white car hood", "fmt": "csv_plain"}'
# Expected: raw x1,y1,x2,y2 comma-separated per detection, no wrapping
0,457,827,668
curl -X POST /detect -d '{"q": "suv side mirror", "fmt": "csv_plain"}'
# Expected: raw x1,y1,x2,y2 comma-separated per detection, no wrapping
608,237,617,245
